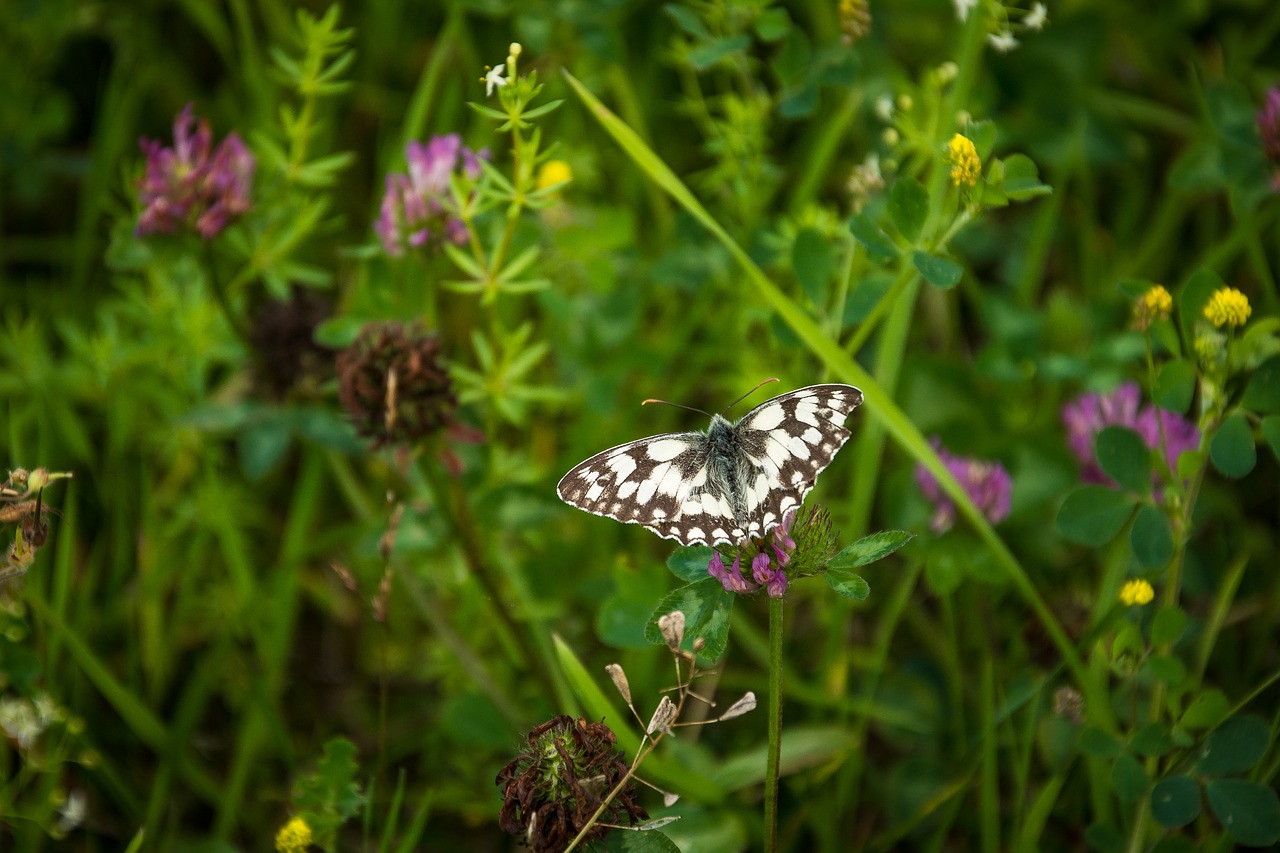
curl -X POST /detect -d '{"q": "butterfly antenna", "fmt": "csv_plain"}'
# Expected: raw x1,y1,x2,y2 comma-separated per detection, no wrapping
641,398,713,418
722,377,780,414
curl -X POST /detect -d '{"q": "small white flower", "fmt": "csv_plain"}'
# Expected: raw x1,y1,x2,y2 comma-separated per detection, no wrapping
987,30,1020,52
484,64,508,97
953,0,980,21
1024,2,1048,31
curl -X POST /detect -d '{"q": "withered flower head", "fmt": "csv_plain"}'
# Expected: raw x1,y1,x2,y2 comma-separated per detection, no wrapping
336,323,457,448
496,715,647,852
249,289,334,398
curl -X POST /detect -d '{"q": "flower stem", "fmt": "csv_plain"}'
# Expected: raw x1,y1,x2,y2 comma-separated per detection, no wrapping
765,595,785,853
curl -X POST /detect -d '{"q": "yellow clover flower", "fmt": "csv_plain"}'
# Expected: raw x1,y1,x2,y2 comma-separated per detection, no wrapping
275,816,313,853
947,134,981,187
1119,579,1155,607
536,159,573,193
1203,287,1251,329
1133,284,1172,330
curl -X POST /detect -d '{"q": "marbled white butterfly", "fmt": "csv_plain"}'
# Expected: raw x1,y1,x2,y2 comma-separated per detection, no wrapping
557,384,863,546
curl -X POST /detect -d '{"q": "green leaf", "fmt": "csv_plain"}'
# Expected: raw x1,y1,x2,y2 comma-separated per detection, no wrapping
1056,486,1135,546
825,568,870,600
597,828,683,852
238,419,293,481
793,228,837,306
1196,715,1270,776
1178,269,1224,347
643,578,735,663
753,6,791,40
912,251,963,288
1150,776,1201,829
1145,654,1187,687
1131,723,1174,757
686,35,752,70
1206,778,1280,847
1110,752,1148,801
293,738,364,845
667,546,716,582
664,4,709,37
1241,355,1280,413
1096,426,1153,493
1130,504,1174,568
1151,607,1188,647
829,530,915,570
1079,726,1123,759
1155,359,1197,413
1181,689,1230,730
1084,824,1124,853
1177,449,1206,481
1210,411,1256,478
1002,154,1052,200
1262,415,1280,461
848,212,900,263
889,177,928,243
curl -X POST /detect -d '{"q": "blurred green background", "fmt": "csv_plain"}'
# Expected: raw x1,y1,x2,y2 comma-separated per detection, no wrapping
2,0,1279,850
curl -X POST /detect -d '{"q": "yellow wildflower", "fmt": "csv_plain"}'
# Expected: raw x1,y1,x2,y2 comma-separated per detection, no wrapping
1132,284,1172,330
1119,579,1155,607
1203,287,1251,329
275,816,313,853
838,0,871,45
947,134,981,187
536,160,573,193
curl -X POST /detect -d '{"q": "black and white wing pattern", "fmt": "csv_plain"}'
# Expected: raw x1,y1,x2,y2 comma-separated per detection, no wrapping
557,384,862,546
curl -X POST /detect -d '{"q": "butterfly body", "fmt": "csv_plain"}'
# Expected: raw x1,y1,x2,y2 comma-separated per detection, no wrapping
558,384,863,546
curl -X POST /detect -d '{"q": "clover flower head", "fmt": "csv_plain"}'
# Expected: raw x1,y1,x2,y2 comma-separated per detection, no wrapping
915,440,1012,533
135,103,255,239
275,816,313,853
536,159,573,193
1119,578,1155,607
838,0,871,44
1132,284,1173,331
496,715,647,852
375,135,484,256
947,134,981,187
1259,88,1280,163
1061,382,1200,486
708,551,757,593
336,323,457,448
1203,287,1251,329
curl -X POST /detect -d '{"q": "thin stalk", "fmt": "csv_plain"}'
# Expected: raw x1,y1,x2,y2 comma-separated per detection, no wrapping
765,596,785,853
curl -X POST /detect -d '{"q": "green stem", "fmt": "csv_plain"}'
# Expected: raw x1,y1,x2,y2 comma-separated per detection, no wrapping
765,596,785,853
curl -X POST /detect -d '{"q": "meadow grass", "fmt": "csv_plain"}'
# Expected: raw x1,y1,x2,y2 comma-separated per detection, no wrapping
1,1,1279,850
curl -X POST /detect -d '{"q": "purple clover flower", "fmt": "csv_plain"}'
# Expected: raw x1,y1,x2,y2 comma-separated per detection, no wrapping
707,511,796,598
1061,382,1200,486
375,134,485,256
1258,88,1280,190
136,104,255,240
708,552,755,593
915,440,1012,534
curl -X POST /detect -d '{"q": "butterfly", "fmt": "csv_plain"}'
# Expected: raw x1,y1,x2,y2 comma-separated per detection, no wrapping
557,384,863,546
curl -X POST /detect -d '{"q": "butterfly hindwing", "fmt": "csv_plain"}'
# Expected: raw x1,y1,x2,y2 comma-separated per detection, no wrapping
558,384,863,547
732,384,863,537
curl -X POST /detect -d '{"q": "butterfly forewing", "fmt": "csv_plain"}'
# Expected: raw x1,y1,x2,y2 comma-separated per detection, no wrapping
557,383,862,547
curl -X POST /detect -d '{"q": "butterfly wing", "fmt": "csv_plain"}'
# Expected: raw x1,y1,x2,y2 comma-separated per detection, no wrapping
731,383,863,537
557,432,726,545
